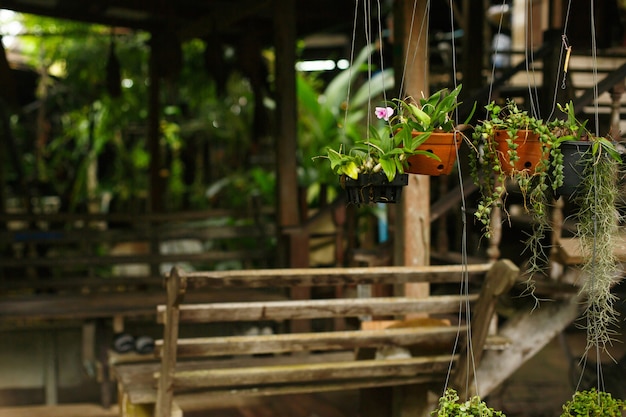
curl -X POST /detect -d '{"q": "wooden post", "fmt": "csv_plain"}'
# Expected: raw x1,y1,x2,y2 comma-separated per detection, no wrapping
365,2,430,416
155,267,186,417
274,0,310,332
400,4,430,416
451,259,519,398
397,0,430,303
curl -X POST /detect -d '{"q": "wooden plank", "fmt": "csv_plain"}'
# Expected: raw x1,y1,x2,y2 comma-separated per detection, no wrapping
557,235,626,265
0,249,270,268
451,259,519,398
168,355,454,390
475,296,580,397
179,263,493,289
0,289,288,321
157,294,478,323
0,223,275,244
156,326,467,357
155,267,185,417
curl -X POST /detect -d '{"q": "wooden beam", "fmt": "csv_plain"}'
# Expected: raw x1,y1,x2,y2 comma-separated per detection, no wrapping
179,263,493,289
474,295,580,397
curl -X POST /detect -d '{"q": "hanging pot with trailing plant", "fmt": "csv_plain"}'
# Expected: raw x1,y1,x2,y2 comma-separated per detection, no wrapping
470,100,557,241
493,128,545,175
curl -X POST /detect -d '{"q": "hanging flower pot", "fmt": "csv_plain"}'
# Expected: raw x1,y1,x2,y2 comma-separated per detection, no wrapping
405,132,462,176
554,140,592,198
494,129,545,175
341,172,408,205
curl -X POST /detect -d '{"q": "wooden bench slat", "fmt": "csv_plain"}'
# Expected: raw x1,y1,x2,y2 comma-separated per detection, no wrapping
157,294,479,323
180,263,493,288
168,355,456,390
0,289,287,321
0,250,271,268
157,326,467,357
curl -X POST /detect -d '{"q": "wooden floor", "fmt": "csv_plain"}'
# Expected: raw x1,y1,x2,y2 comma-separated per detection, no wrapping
0,391,359,417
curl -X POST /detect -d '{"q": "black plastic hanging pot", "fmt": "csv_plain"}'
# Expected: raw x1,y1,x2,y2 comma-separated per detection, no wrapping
341,172,409,205
555,140,593,199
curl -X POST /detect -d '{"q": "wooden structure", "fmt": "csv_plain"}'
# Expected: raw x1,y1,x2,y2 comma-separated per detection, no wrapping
114,260,519,417
0,209,275,407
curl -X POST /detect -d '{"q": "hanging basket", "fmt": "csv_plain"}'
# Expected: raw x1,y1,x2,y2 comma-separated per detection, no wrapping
405,132,462,176
494,129,545,175
555,140,593,199
341,173,408,205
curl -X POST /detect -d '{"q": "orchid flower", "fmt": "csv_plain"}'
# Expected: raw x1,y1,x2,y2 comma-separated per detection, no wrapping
375,106,393,121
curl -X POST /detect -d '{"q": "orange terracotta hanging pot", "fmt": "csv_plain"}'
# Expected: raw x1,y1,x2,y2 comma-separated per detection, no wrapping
404,131,463,176
494,129,546,175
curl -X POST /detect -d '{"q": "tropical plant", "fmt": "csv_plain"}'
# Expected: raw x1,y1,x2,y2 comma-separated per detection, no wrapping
431,388,505,417
297,43,394,204
561,388,626,417
322,85,471,183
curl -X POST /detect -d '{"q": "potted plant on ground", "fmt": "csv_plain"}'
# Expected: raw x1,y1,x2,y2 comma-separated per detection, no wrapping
561,388,626,416
432,388,505,417
470,100,560,286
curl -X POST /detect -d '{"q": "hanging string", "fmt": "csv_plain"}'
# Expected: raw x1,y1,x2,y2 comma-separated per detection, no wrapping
561,35,572,90
589,0,604,394
340,0,361,143
547,0,572,121
375,0,389,105
485,0,509,118
397,0,428,100
440,0,477,399
523,1,542,118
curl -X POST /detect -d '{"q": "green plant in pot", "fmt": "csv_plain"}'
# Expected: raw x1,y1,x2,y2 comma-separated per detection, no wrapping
561,388,626,417
322,119,421,205
431,388,505,417
321,85,472,204
470,100,560,289
548,102,622,350
391,84,475,176
571,138,622,351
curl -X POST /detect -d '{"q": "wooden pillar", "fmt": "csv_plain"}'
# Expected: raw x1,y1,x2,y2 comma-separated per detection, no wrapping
396,0,430,294
274,0,301,265
274,0,310,332
148,32,163,213
367,2,430,417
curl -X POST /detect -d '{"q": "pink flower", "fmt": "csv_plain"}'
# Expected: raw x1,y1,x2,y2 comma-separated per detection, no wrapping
375,106,394,121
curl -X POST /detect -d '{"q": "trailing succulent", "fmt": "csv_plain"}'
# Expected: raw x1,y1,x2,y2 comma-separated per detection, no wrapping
470,100,561,290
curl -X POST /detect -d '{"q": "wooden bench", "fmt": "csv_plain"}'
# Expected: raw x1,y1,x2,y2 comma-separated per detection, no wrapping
0,208,275,407
114,260,519,417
